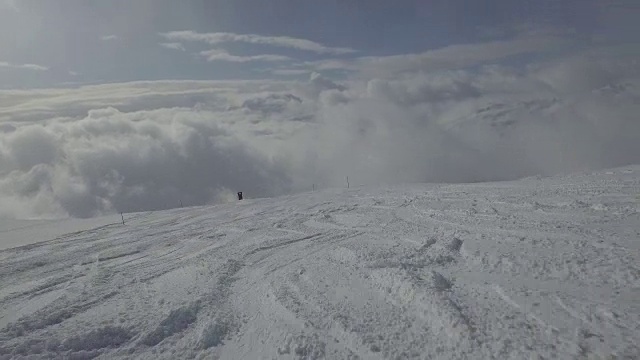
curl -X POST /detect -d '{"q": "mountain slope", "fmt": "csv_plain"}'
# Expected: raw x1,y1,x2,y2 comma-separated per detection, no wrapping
1,166,639,359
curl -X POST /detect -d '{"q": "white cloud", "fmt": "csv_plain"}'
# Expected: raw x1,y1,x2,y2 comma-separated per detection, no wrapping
1,45,639,219
0,80,305,218
200,49,290,63
160,42,186,51
101,35,118,41
161,31,356,55
0,105,291,219
0,61,49,71
21,64,49,71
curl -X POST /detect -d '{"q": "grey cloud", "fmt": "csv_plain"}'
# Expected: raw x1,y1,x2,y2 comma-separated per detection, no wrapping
272,69,310,76
293,72,348,99
236,94,302,114
0,0,18,11
366,72,482,106
532,50,640,94
310,72,345,92
0,123,16,133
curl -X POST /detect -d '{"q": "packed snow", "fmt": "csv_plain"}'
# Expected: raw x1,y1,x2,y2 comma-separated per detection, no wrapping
1,166,639,359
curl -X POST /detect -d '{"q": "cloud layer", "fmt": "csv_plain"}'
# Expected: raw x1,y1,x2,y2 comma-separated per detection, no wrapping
1,46,639,219
161,31,356,55
307,33,569,76
0,105,290,218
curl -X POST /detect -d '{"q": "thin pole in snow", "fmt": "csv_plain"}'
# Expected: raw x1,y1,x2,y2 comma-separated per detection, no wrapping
346,176,350,188
121,213,125,225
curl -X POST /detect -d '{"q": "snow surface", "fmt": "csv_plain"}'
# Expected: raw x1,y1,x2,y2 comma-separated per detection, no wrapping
1,166,639,359
0,215,124,251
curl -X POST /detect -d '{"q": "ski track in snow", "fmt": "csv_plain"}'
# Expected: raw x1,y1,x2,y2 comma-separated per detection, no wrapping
1,166,639,359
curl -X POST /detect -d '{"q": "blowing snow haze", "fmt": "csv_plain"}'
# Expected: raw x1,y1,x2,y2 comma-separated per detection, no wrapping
0,0,639,219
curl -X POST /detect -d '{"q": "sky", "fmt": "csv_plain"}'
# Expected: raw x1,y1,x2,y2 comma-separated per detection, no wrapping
0,0,639,218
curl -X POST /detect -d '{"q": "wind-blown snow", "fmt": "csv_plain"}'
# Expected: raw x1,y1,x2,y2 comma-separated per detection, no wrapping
1,166,639,359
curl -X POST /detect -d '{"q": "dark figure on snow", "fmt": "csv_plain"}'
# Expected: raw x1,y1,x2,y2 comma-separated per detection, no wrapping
237,192,243,200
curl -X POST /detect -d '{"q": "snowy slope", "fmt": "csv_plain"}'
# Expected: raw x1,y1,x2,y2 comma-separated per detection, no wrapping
1,166,639,359
0,215,125,251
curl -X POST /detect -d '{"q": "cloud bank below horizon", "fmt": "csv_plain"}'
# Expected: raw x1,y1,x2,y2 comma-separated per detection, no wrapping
1,46,639,219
